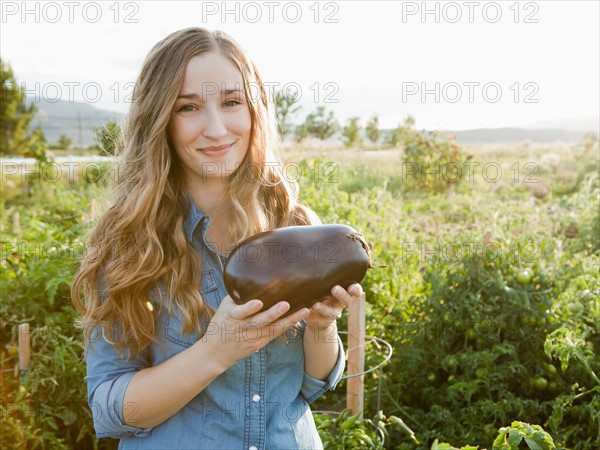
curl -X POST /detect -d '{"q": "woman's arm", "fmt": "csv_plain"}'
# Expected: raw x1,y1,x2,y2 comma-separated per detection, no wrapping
303,284,363,381
303,320,340,381
121,296,310,429
122,339,224,429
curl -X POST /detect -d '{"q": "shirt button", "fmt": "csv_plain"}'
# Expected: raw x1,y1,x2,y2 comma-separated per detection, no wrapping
249,447,258,450
252,394,260,402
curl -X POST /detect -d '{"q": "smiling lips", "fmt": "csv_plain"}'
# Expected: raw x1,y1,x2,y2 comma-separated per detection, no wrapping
199,143,234,157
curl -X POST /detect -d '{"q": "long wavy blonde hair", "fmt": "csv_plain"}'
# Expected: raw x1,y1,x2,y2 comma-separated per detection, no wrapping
71,28,318,359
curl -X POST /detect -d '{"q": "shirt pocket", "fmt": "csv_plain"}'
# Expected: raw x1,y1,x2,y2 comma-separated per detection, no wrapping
164,269,220,349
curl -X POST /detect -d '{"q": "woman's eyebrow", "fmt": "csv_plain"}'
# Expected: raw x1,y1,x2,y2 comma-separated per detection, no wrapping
176,88,243,100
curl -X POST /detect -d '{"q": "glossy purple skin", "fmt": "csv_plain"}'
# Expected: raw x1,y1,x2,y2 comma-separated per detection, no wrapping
223,224,370,313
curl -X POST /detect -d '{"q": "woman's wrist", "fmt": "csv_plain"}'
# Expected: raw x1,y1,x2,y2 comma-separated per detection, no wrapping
190,338,230,381
304,319,338,342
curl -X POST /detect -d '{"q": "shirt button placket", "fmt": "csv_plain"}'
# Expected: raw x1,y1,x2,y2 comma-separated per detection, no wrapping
247,350,265,450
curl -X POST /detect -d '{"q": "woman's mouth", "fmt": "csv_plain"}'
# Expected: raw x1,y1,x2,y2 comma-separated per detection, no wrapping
199,143,233,157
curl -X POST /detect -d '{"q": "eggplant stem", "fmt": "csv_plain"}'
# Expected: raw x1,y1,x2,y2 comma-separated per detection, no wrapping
347,233,387,269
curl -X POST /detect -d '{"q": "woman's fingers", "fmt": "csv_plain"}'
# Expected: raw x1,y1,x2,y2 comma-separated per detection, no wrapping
228,298,297,326
348,283,363,297
226,297,263,320
311,302,342,320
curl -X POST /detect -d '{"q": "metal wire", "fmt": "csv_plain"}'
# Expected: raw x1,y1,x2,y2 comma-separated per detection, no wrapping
337,332,393,379
313,332,393,449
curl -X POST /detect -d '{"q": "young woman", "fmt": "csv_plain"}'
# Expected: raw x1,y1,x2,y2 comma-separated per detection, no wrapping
71,27,363,449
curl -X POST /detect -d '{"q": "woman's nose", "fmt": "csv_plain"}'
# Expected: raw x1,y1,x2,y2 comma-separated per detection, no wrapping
202,106,227,139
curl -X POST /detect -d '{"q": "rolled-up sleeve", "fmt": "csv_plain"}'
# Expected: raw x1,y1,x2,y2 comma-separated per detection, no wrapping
300,332,346,404
85,325,154,438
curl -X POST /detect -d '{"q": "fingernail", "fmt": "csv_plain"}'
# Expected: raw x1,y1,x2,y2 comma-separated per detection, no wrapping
313,303,321,310
333,286,342,295
300,308,310,318
278,302,290,312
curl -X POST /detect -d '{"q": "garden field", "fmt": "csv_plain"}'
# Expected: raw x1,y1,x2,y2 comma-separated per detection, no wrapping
1,134,599,449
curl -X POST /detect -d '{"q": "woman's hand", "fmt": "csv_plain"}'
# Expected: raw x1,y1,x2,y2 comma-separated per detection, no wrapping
203,296,310,371
305,283,364,328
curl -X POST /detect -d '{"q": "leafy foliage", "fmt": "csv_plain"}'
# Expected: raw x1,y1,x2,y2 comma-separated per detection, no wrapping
365,115,381,145
0,59,40,156
273,87,302,138
300,106,340,141
1,135,598,449
92,121,122,156
342,117,362,148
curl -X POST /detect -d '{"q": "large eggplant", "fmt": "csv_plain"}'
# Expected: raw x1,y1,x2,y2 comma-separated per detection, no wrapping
223,224,382,314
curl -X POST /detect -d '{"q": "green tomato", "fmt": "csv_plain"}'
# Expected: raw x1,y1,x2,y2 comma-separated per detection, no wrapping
516,269,533,285
532,376,548,390
427,372,437,383
548,381,558,391
543,363,558,376
442,312,454,325
444,356,458,373
519,315,536,326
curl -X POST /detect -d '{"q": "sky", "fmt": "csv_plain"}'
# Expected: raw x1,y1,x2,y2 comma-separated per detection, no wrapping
1,0,599,130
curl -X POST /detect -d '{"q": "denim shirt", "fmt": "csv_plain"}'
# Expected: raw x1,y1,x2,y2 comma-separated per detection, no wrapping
84,192,346,449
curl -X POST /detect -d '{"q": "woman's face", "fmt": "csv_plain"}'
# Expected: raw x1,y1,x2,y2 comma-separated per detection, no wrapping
168,52,252,184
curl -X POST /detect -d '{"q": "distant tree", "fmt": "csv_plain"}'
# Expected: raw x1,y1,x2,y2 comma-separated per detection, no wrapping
57,134,72,150
366,115,381,144
273,87,302,138
22,128,52,162
294,124,309,143
386,114,416,148
342,116,362,148
93,121,122,155
0,58,39,155
303,106,339,141
30,127,46,144
403,114,416,129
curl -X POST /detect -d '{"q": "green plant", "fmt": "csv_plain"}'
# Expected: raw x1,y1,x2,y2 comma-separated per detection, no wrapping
92,121,122,156
492,421,556,449
342,117,362,148
301,106,339,141
365,115,381,145
0,58,39,156
273,87,302,138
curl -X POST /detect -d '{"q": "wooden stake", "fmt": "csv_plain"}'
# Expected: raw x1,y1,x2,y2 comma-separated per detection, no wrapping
18,323,30,384
347,292,366,419
13,211,20,234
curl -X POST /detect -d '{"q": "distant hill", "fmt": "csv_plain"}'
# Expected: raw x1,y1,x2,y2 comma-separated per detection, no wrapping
524,113,599,132
440,128,591,144
25,96,597,148
26,97,124,148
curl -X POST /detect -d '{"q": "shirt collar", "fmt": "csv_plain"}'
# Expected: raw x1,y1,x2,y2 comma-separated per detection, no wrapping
183,190,211,240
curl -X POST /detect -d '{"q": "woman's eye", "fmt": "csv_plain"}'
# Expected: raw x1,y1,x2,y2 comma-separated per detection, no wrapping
177,104,197,112
224,99,242,107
